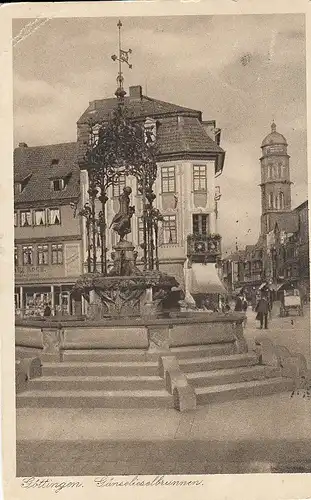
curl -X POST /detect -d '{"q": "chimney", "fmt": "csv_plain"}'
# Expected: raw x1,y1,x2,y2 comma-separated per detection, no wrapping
18,142,28,148
129,85,142,99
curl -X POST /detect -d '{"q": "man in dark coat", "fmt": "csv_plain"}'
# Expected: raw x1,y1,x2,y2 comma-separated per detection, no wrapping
255,293,270,329
234,294,243,312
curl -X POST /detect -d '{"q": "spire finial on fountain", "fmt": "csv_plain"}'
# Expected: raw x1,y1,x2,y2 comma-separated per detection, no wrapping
111,20,133,103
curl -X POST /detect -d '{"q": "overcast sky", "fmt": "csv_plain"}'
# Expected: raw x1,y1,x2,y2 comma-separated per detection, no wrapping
13,14,307,253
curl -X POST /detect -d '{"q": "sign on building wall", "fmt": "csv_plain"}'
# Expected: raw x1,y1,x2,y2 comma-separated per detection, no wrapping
15,266,47,279
64,244,81,277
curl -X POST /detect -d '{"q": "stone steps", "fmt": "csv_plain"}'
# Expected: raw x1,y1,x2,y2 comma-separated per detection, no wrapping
42,361,159,377
61,349,157,362
187,365,281,388
16,344,295,410
195,378,295,406
170,343,236,358
28,375,164,391
16,389,173,409
60,343,237,362
178,353,259,373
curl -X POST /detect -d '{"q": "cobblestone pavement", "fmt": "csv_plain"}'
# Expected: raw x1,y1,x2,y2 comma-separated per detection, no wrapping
16,439,311,476
244,305,310,364
15,307,311,477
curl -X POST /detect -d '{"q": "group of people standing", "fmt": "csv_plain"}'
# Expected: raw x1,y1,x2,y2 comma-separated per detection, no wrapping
234,289,272,330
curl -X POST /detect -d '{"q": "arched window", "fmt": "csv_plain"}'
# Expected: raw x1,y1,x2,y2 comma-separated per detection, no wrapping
268,192,274,209
278,163,282,178
273,165,278,178
275,195,279,210
282,164,286,177
267,164,273,179
279,192,284,209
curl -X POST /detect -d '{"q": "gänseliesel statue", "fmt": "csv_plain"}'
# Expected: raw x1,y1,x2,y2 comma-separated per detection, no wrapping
110,186,135,241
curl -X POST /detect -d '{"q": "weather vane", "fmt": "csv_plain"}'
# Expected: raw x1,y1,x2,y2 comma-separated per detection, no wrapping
111,20,132,100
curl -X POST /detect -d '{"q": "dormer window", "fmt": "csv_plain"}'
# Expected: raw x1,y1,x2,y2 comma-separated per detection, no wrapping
50,174,71,192
51,159,59,166
52,178,64,191
14,183,22,195
14,174,32,195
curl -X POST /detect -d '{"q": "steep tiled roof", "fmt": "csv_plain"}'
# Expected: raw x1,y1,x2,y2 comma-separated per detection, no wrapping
78,95,202,124
78,94,224,158
156,116,224,156
14,142,80,205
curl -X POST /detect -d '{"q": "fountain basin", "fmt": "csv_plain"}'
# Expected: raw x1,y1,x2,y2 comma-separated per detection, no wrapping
15,312,246,358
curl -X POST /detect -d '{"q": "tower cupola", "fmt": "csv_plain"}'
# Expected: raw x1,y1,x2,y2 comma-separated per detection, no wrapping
259,121,292,235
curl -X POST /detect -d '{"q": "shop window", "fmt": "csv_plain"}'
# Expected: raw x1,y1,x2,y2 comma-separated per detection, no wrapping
112,175,126,198
161,166,176,193
162,215,177,244
14,212,18,227
21,210,32,227
51,244,63,264
22,245,33,265
193,165,207,192
37,244,49,265
192,214,209,235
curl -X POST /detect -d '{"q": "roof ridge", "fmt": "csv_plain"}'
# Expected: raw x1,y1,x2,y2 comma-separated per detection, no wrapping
15,141,77,151
142,95,200,113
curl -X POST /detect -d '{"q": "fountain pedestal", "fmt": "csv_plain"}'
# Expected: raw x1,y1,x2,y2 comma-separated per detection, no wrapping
75,239,179,320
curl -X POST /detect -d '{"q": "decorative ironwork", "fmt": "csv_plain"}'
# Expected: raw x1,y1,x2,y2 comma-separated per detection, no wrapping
187,233,222,264
111,19,132,102
76,20,162,277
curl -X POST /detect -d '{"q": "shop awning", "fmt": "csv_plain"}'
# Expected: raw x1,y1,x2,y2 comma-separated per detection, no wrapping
258,282,268,291
189,263,228,295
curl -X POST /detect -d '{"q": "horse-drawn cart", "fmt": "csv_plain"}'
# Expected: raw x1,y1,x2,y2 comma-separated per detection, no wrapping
279,288,303,317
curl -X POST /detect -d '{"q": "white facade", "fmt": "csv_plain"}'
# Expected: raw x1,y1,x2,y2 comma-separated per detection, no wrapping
80,158,219,287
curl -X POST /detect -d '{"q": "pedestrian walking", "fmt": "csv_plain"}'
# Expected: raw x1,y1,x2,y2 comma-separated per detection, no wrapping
234,293,243,312
43,303,52,317
242,294,248,327
255,292,270,329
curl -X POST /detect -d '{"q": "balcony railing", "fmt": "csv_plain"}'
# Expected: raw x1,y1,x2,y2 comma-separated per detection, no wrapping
187,233,221,263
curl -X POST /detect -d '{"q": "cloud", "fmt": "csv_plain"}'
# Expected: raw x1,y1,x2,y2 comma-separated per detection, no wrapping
13,14,307,251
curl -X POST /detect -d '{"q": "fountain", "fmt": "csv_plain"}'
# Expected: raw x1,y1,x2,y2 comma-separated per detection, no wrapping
72,185,178,320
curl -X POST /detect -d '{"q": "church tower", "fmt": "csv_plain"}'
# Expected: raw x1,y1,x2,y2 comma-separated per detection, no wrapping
260,121,292,235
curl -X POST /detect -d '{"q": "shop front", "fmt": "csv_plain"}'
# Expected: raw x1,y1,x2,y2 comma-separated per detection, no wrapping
15,283,77,317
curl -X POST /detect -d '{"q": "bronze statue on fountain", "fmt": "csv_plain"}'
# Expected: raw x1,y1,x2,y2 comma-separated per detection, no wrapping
108,186,142,277
110,186,135,242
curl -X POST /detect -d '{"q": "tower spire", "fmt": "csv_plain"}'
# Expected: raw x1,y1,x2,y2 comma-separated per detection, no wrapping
111,20,132,103
271,119,276,133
